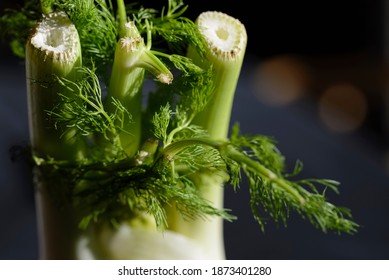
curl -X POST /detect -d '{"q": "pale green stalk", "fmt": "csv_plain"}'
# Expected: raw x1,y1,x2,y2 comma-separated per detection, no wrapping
167,11,247,259
107,17,173,156
26,11,84,160
26,11,85,259
190,11,247,140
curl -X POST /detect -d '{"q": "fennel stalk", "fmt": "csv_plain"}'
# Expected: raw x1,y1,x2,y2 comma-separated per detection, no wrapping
166,11,248,259
26,11,85,259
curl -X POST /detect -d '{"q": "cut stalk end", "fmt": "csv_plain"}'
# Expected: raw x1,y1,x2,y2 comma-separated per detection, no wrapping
196,11,247,62
29,11,81,74
189,11,247,139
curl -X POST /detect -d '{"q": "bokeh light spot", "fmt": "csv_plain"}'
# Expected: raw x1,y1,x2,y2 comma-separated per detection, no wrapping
319,83,368,133
252,55,311,106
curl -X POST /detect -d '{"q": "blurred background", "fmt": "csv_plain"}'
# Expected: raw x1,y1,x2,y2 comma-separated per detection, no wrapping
1,0,389,259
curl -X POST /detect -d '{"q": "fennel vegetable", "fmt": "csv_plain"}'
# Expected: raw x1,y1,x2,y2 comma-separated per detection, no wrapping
1,0,358,260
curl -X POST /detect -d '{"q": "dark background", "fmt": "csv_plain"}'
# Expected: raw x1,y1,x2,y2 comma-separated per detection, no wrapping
1,1,389,259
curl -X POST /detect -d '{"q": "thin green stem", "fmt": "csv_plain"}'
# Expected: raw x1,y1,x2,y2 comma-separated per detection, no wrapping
162,137,305,205
116,0,127,37
40,0,53,14
223,145,305,205
165,117,193,146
